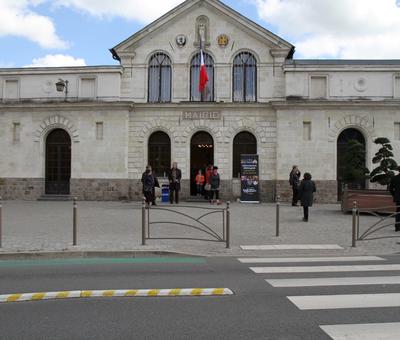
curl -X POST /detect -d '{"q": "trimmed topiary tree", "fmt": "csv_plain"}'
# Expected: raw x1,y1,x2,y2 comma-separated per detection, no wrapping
370,137,398,188
342,139,369,189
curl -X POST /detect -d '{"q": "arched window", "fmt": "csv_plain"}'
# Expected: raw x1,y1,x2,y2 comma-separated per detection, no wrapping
148,131,171,177
148,53,171,103
233,131,257,178
190,52,214,102
233,52,257,102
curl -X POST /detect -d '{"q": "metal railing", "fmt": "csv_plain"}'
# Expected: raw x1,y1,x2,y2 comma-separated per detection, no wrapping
141,199,230,248
351,201,400,247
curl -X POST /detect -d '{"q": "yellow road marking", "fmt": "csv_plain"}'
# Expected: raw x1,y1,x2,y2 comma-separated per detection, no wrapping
56,292,70,299
212,288,225,295
168,289,181,296
147,289,160,296
191,288,203,296
81,291,92,298
7,294,22,302
31,293,46,300
124,290,137,296
102,290,115,297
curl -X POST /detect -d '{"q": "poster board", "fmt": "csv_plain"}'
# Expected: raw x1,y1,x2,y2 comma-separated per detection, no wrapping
240,154,260,203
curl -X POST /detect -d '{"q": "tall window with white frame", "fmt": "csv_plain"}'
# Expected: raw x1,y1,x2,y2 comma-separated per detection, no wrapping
190,52,214,102
148,53,171,103
233,52,257,102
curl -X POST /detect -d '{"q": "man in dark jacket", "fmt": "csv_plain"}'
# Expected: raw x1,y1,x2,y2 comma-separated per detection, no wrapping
168,162,182,204
289,165,301,206
389,166,400,231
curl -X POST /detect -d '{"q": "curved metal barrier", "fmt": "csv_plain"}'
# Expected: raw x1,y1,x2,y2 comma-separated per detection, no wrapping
141,199,230,248
351,201,400,247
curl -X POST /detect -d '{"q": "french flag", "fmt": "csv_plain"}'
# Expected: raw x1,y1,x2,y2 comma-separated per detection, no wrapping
199,48,209,93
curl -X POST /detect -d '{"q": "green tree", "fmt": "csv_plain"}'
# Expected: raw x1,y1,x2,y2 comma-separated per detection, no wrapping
370,137,398,188
342,139,369,189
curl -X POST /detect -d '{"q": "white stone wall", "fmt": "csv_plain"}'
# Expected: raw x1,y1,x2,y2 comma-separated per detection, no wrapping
285,68,400,100
0,67,122,101
128,104,276,181
0,106,128,179
276,105,400,182
117,5,283,103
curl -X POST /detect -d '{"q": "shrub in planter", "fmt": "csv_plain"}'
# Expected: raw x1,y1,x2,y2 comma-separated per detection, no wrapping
370,137,398,189
342,139,369,189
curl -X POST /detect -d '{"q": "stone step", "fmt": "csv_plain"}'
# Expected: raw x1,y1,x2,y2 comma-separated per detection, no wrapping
37,195,73,201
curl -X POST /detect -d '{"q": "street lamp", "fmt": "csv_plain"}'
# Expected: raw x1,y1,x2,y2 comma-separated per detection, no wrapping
55,79,69,100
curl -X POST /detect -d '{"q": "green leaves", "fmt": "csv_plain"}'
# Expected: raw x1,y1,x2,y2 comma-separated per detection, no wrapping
369,137,398,187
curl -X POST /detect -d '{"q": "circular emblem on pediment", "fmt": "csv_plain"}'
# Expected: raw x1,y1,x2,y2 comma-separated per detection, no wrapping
354,77,367,92
217,34,229,47
176,34,187,47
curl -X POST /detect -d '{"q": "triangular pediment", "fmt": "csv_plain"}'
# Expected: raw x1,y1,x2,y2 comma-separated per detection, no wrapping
110,0,294,60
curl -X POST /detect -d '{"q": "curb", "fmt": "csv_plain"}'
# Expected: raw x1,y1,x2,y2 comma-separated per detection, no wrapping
0,288,234,303
0,250,201,260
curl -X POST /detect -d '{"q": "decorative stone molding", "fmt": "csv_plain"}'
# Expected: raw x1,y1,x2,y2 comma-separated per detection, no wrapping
181,121,223,144
34,115,79,143
225,118,265,144
327,114,376,142
137,119,178,144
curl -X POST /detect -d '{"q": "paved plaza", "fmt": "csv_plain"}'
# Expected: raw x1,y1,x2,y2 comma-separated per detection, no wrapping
0,200,399,257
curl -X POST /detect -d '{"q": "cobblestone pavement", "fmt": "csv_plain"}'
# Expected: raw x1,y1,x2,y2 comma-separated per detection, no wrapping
0,200,399,256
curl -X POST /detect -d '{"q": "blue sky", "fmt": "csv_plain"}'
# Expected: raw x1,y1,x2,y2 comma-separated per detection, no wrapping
1,0,400,68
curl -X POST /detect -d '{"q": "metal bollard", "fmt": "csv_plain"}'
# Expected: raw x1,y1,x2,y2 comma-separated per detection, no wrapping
352,201,357,247
142,198,146,246
276,195,280,237
73,197,78,246
226,201,230,249
0,196,2,248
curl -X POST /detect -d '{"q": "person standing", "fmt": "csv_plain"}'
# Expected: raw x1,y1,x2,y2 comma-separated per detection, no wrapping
389,166,400,231
195,169,205,196
298,172,316,222
168,162,182,204
204,165,213,200
141,165,155,205
210,166,221,204
289,165,301,206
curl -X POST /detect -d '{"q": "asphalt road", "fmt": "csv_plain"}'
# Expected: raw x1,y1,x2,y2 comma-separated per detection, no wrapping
0,255,400,340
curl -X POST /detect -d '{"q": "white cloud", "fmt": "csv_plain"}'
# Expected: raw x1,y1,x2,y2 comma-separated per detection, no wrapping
24,54,86,67
0,0,68,49
53,0,184,23
255,0,400,58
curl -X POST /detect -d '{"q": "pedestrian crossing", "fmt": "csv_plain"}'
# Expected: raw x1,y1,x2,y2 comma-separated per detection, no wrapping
237,255,400,340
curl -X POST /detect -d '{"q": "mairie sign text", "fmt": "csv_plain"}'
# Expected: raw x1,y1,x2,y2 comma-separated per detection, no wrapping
182,111,222,120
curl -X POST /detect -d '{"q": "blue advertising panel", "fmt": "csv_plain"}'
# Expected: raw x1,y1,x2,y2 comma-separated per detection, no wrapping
240,154,259,203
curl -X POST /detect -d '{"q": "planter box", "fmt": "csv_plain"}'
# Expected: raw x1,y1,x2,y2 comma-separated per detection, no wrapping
341,189,396,213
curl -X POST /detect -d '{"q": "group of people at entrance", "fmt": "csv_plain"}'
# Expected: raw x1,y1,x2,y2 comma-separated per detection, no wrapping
289,165,316,222
195,165,221,204
141,162,222,205
141,162,181,205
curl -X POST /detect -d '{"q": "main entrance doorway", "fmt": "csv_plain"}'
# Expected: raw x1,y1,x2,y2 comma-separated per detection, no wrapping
337,128,366,200
45,129,71,195
190,131,214,196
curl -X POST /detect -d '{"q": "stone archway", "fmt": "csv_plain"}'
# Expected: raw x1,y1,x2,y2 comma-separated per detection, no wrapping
337,128,366,200
45,129,71,195
190,131,214,196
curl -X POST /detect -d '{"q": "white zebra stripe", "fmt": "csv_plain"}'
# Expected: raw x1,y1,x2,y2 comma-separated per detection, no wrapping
266,276,400,287
288,293,400,310
238,256,384,263
320,322,400,340
250,264,400,273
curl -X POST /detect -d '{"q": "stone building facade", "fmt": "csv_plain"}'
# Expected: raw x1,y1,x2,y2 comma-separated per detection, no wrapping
1,0,400,202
